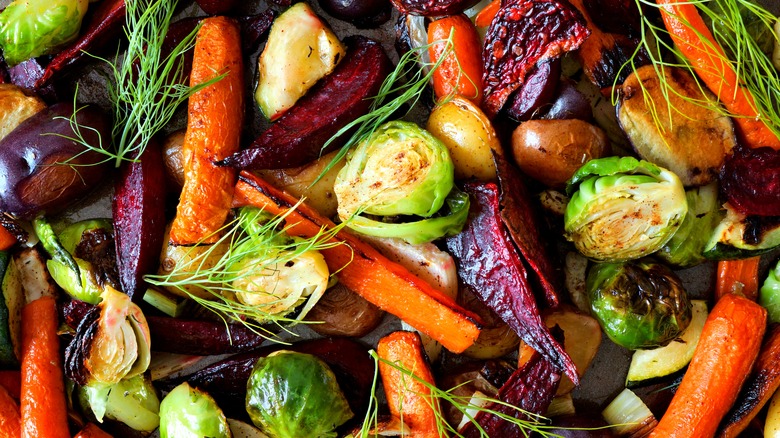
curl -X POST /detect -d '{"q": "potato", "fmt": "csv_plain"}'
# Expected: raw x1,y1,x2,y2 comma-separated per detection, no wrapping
256,151,344,218
162,129,186,188
511,119,610,188
426,96,502,181
618,65,736,187
158,223,229,299
0,84,46,141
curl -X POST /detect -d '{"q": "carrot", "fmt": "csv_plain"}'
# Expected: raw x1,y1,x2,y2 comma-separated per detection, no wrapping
170,16,244,245
73,424,112,438
715,257,760,301
0,372,20,401
0,385,20,438
428,14,483,105
233,172,481,353
0,227,16,252
649,293,767,438
474,0,500,28
377,331,441,438
657,0,780,149
20,296,68,438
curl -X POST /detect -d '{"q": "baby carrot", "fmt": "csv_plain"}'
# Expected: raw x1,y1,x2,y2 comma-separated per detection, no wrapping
715,257,760,301
170,16,245,245
0,385,20,438
650,293,766,438
474,0,500,28
428,14,484,105
0,227,15,252
73,423,112,438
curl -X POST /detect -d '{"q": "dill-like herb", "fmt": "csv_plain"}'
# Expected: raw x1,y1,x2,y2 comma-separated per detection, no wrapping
144,205,347,341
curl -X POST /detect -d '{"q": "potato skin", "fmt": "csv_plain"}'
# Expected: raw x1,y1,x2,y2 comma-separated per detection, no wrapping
511,119,610,188
426,96,502,181
0,84,45,141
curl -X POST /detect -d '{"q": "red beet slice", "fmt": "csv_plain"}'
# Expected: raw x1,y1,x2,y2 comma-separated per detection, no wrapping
504,58,561,121
389,0,480,16
721,145,780,217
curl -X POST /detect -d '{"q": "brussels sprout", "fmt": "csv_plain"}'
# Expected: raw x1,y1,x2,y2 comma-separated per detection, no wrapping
587,260,692,350
246,350,353,438
564,156,687,262
760,259,780,324
159,382,230,438
657,183,720,268
78,374,160,433
0,0,89,66
334,121,454,220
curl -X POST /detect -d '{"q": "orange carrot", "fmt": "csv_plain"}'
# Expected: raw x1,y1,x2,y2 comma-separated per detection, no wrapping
233,172,481,353
170,16,245,245
0,227,16,252
474,0,500,28
73,424,112,438
657,0,780,149
0,385,20,438
649,293,767,438
715,257,760,301
377,331,441,438
20,296,68,438
428,14,483,105
0,372,20,401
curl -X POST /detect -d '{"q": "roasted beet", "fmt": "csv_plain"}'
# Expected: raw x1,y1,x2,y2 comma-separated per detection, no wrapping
113,139,167,302
219,36,392,170
8,59,57,102
721,145,780,216
239,11,275,55
195,0,239,14
545,79,593,121
319,0,392,28
389,0,480,16
0,102,110,219
481,0,589,117
504,59,560,121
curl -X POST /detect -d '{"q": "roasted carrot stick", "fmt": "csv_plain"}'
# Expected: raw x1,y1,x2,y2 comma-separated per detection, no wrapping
474,0,500,28
428,14,483,104
0,372,20,401
0,227,16,252
20,296,68,438
377,331,441,438
233,172,481,353
170,16,244,245
715,257,761,301
657,0,780,149
649,293,766,438
73,423,112,438
0,385,20,438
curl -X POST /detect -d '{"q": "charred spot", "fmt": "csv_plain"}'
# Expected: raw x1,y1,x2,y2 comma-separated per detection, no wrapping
743,215,780,246
284,260,295,267
64,305,101,386
75,228,120,289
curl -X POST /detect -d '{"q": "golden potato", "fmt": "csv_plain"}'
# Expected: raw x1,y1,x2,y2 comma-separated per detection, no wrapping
162,130,186,188
0,84,46,141
426,96,502,181
511,119,610,188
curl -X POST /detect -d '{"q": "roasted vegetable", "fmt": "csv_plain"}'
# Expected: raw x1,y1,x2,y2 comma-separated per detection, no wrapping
246,351,353,438
564,156,687,262
0,0,89,66
428,14,483,104
602,388,657,436
255,3,345,121
587,260,692,350
319,0,390,28
65,286,151,386
618,65,736,187
78,375,160,434
389,0,480,16
481,0,589,116
0,102,110,219
305,284,385,338
722,145,780,217
762,260,780,324
657,183,720,268
0,84,45,140
543,308,601,395
156,224,229,300
504,59,561,121
704,203,780,259
159,382,229,438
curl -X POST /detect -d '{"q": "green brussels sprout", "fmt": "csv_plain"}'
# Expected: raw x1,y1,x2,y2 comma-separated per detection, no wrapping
0,0,89,66
78,374,160,433
657,183,720,268
587,260,692,350
565,156,687,262
159,382,230,438
246,350,353,438
334,121,454,219
760,259,780,324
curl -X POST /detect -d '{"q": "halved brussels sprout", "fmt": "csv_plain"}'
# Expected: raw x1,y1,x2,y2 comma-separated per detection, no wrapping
760,259,780,324
0,0,89,66
564,156,687,262
657,183,720,268
79,375,160,433
246,350,353,438
335,121,454,219
587,260,692,350
159,382,230,438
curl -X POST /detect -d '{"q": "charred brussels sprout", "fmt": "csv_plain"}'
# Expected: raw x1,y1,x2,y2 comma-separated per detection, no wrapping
657,183,720,268
587,261,692,350
564,157,687,262
334,121,467,244
78,375,160,433
760,259,780,324
159,383,230,438
0,0,89,66
246,350,353,438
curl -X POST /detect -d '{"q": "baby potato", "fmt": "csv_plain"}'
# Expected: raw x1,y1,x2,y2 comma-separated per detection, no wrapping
426,96,502,181
511,119,610,188
0,84,45,141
